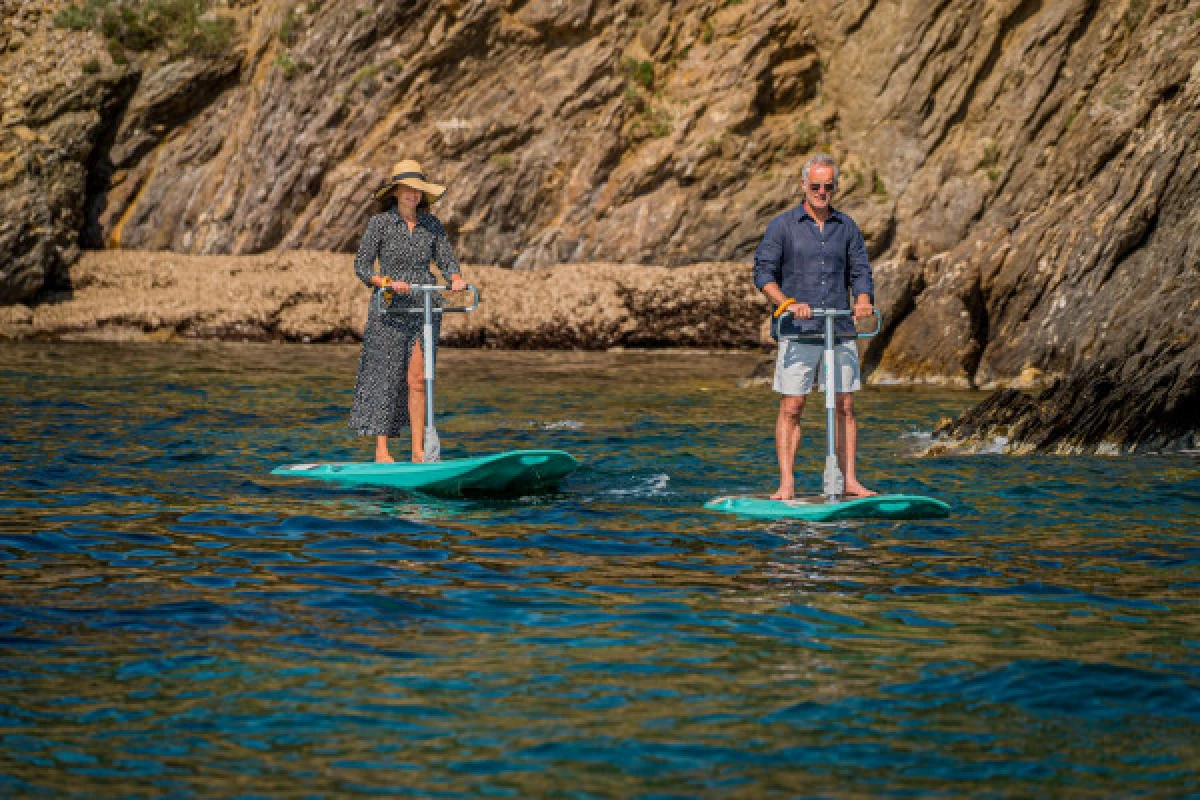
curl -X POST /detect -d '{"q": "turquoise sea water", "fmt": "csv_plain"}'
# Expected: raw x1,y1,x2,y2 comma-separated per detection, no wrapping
1,342,1198,797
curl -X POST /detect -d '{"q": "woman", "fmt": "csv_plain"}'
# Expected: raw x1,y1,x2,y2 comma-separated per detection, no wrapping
349,159,467,462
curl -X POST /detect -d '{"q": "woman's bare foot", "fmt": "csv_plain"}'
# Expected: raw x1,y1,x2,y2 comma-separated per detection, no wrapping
374,435,394,463
844,481,877,497
771,484,795,500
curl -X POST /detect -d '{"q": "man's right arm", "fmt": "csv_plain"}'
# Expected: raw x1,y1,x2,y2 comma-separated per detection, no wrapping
753,219,788,307
754,218,811,318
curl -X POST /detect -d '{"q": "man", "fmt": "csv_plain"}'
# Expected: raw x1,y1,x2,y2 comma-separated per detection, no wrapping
753,153,875,500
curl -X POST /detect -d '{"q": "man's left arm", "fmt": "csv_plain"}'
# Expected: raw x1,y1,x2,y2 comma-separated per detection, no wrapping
848,222,874,318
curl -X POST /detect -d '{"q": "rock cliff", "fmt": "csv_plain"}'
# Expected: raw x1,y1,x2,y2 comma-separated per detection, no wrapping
2,0,1198,451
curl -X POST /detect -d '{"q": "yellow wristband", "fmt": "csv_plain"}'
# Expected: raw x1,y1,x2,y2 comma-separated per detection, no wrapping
773,298,796,318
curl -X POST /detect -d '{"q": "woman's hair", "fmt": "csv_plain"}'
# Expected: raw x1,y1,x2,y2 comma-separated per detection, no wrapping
378,189,430,213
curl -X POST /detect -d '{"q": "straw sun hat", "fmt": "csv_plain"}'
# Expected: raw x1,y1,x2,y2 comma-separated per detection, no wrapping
372,159,446,205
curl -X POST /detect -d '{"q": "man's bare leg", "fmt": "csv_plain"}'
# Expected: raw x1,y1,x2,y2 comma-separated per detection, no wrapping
408,341,426,463
374,436,394,463
835,393,875,497
772,395,806,500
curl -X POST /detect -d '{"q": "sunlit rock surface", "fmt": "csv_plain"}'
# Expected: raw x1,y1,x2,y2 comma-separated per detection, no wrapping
0,249,766,349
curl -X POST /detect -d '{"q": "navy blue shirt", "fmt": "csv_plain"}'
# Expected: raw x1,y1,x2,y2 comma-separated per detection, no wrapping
753,205,874,340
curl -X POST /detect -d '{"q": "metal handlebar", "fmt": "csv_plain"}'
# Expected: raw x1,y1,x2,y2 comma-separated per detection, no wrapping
772,307,882,341
373,283,481,315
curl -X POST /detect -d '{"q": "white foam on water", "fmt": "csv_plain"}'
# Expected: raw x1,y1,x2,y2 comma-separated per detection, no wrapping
979,435,1009,455
540,420,584,430
898,430,934,457
605,473,671,497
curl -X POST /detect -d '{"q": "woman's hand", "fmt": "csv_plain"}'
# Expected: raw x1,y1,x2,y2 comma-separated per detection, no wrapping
373,276,410,292
449,275,467,292
382,278,411,292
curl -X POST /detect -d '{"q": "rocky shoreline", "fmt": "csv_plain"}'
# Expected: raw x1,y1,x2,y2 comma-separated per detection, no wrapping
0,250,772,349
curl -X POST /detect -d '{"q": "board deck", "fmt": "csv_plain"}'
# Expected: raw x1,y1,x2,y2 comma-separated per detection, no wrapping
705,494,950,522
272,449,578,496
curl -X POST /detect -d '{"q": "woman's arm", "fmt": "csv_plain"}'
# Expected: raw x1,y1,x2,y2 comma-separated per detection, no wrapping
354,216,386,288
430,217,466,290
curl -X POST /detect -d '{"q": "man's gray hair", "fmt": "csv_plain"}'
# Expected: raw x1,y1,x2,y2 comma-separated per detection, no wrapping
801,153,839,189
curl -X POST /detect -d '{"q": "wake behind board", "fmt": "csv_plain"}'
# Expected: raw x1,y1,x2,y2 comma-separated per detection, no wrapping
272,449,577,496
705,494,950,522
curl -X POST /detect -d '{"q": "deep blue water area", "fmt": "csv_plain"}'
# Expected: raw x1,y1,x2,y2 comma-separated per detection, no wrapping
1,342,1197,797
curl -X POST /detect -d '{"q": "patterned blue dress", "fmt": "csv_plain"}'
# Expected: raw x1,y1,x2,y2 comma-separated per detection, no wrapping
349,208,461,437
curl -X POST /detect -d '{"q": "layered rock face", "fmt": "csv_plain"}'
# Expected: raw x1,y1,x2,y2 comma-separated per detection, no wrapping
859,0,1200,453
0,0,135,301
2,0,1198,450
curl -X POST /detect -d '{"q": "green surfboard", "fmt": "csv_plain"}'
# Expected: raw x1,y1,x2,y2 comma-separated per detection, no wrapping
272,449,578,496
705,494,950,522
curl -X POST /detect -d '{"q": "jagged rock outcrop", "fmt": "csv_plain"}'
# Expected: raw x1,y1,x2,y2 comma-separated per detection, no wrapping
928,364,1198,454
2,0,1198,451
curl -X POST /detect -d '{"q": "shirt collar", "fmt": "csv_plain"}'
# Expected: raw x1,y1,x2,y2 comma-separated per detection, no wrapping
793,204,844,225
388,207,428,224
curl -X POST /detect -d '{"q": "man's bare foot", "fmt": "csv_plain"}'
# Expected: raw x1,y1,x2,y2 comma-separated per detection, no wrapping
844,481,877,497
771,485,795,500
375,452,395,463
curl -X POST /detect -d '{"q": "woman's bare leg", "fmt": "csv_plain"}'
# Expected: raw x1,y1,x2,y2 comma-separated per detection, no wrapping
407,341,426,462
374,435,394,463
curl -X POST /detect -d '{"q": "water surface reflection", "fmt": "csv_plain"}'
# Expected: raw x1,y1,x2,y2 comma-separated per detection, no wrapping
1,343,1197,796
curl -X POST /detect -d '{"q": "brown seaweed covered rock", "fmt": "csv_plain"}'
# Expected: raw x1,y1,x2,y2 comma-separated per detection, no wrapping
930,360,1199,456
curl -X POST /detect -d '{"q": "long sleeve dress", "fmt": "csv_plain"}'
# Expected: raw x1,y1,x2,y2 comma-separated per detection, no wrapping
348,208,461,437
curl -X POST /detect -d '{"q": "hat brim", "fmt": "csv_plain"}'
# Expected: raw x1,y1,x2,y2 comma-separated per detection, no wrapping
373,177,446,203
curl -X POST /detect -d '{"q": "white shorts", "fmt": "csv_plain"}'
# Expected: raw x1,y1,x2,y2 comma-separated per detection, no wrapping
773,340,861,395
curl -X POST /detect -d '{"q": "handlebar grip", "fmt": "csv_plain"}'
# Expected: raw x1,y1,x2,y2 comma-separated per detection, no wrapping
857,308,883,339
440,285,481,313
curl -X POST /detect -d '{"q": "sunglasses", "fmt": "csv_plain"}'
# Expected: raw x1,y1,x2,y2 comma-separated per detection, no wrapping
808,182,836,194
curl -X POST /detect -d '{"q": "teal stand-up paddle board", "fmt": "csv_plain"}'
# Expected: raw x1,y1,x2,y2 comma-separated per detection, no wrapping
273,284,579,496
707,307,949,522
273,449,577,496
705,494,949,522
